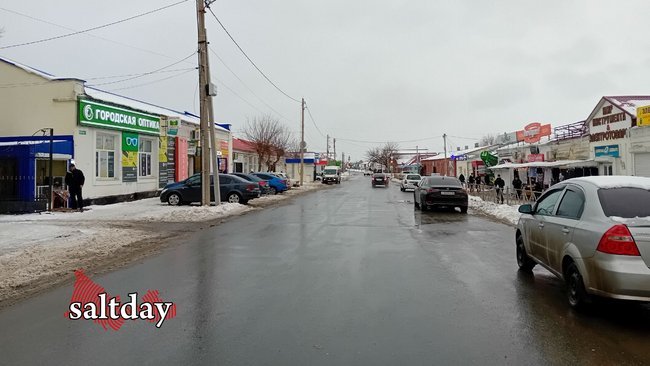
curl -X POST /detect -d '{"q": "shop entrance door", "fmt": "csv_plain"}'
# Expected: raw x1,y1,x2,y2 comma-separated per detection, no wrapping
600,163,613,176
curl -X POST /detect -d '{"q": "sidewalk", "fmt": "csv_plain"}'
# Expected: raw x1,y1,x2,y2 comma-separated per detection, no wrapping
468,195,521,226
0,181,328,307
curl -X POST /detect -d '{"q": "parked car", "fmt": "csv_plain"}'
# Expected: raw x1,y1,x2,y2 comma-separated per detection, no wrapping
251,172,288,194
160,173,261,205
273,172,299,188
371,173,389,188
322,166,341,184
413,176,467,213
515,176,650,309
231,173,271,195
401,174,422,192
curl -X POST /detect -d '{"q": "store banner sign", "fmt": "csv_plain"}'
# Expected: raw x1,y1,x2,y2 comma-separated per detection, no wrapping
167,118,179,136
159,137,168,188
79,99,160,135
637,105,650,127
121,132,138,182
527,154,545,162
595,144,620,158
516,123,552,144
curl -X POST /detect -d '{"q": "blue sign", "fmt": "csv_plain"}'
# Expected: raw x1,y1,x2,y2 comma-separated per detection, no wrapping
595,144,620,158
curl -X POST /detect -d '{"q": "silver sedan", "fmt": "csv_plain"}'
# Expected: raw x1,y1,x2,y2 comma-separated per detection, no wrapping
516,176,650,309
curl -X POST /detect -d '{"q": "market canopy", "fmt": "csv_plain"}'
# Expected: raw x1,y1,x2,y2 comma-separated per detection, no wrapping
488,160,597,170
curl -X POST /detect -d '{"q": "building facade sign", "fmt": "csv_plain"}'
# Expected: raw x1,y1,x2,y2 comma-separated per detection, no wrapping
79,99,161,135
595,144,620,158
516,123,552,144
527,153,545,162
589,102,631,142
637,105,650,127
121,132,138,182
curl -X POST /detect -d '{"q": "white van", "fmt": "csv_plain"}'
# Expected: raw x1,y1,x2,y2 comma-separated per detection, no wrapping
322,166,341,184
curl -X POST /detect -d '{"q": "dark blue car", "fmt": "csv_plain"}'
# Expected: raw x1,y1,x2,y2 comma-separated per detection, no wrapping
251,172,288,194
160,173,261,205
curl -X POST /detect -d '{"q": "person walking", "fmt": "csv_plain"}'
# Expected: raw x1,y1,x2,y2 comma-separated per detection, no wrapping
458,173,466,188
494,174,505,204
468,174,475,192
512,175,523,200
475,174,482,191
65,163,85,211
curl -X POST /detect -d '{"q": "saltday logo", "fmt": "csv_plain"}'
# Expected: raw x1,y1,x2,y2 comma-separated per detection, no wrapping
65,270,177,330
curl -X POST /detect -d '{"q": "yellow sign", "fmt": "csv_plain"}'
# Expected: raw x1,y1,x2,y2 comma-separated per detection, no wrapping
122,151,137,168
638,105,650,127
159,136,168,163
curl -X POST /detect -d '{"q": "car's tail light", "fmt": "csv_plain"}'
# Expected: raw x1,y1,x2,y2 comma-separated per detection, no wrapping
597,224,640,256
246,184,257,191
259,181,267,186
427,188,439,193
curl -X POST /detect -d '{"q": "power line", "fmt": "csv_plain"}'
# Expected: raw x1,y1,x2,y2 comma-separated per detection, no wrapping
208,47,294,122
0,0,189,50
213,77,268,115
106,68,196,91
87,52,196,86
336,135,444,144
206,6,301,103
304,103,327,138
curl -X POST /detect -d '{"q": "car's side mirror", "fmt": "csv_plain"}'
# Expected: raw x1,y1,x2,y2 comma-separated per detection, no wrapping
518,204,533,214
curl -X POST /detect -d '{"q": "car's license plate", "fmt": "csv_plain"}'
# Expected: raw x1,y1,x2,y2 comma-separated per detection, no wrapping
376,178,383,181
441,191,455,195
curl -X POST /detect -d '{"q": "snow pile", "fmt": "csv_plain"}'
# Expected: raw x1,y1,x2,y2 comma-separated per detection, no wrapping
469,196,521,226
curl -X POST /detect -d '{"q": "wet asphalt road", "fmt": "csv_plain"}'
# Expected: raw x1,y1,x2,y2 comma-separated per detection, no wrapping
1,174,649,365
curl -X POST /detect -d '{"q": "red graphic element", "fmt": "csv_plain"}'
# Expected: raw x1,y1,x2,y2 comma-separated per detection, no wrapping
65,269,176,330
142,290,177,326
516,122,552,143
64,270,125,331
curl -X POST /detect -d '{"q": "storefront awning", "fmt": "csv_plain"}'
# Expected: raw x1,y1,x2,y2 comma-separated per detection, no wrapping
489,159,597,170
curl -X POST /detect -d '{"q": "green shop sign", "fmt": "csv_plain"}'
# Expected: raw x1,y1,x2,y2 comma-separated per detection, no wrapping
78,99,160,135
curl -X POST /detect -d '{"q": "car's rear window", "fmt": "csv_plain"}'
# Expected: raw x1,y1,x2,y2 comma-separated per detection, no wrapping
406,175,420,180
427,177,461,186
598,187,650,218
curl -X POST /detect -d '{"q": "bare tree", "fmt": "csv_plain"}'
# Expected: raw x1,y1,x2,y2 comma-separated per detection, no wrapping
243,114,291,171
479,134,496,147
366,142,399,172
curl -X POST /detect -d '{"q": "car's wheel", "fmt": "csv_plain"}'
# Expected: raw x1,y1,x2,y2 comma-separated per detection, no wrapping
566,262,589,309
516,235,536,272
400,186,405,192
227,192,242,204
269,187,277,195
167,192,182,206
460,206,468,214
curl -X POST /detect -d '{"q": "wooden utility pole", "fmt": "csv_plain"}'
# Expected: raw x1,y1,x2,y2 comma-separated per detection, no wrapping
300,98,305,186
333,138,336,166
326,134,330,164
196,0,211,205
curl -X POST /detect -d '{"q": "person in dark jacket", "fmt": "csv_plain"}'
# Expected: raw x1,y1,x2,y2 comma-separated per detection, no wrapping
475,174,482,191
512,176,523,199
494,174,505,204
458,174,466,188
468,174,475,191
65,163,85,211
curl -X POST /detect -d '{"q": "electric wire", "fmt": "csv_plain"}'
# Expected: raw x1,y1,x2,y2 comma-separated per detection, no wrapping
87,52,197,86
105,68,196,91
0,0,189,50
304,103,327,138
206,6,301,103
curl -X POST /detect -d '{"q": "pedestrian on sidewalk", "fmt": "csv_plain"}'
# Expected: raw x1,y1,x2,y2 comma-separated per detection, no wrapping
65,163,85,211
494,174,505,204
458,173,466,188
475,174,482,191
512,176,522,200
468,174,475,192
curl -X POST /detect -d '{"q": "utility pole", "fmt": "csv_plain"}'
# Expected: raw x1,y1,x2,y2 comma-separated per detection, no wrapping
300,98,305,186
326,134,330,164
443,133,448,176
196,0,211,206
333,138,336,166
342,152,345,171
48,128,53,211
206,71,221,205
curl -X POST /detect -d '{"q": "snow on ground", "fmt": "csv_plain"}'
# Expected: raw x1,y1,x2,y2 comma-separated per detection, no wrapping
469,195,521,226
0,181,328,305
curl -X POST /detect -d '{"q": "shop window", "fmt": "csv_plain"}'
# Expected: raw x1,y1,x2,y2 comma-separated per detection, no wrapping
139,139,153,177
95,133,116,179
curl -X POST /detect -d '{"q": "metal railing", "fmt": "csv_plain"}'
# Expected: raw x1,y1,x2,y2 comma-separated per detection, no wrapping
468,185,544,206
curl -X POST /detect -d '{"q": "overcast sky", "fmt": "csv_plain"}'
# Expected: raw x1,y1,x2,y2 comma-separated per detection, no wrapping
2,0,650,160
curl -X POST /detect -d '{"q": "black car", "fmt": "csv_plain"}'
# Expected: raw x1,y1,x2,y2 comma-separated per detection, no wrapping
231,173,271,195
160,173,261,205
414,176,468,213
371,173,389,188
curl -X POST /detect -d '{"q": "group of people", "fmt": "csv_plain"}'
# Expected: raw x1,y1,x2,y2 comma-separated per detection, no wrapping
458,173,493,192
457,172,530,204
